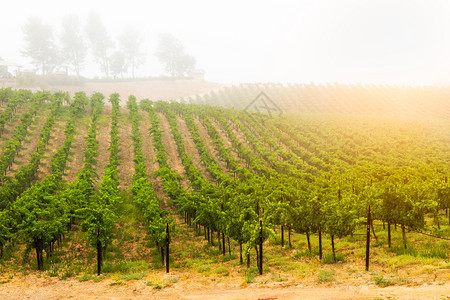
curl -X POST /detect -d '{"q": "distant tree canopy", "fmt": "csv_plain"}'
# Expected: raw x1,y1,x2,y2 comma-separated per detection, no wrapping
119,30,145,78
22,17,59,75
155,33,196,77
85,12,114,77
59,15,87,76
110,51,127,78
19,15,198,79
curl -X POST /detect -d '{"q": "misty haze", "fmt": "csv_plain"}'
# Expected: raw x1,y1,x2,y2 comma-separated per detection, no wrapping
0,1,449,299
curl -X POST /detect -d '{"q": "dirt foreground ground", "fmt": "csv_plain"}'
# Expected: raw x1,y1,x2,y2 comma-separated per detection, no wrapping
0,275,448,299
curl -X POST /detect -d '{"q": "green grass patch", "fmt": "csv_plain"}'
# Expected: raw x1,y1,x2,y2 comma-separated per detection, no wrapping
46,265,59,277
102,260,149,274
121,272,146,281
145,277,179,290
418,241,449,260
167,277,179,284
322,253,345,264
317,269,335,283
271,273,287,282
110,280,125,286
78,273,94,282
78,271,106,282
387,241,448,260
373,274,396,287
293,249,317,259
205,247,222,257
213,266,230,276
221,254,237,262
244,267,259,283
197,265,211,273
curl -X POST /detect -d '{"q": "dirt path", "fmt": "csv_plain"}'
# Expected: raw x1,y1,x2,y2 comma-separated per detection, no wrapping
36,118,67,181
5,107,49,176
157,112,189,189
94,107,112,183
177,115,212,181
63,111,90,183
227,119,272,170
137,109,166,199
0,104,31,154
117,108,134,190
272,120,317,154
228,120,252,150
138,110,159,177
238,118,273,151
210,118,241,162
194,117,229,175
0,275,447,299
182,282,450,299
240,118,298,163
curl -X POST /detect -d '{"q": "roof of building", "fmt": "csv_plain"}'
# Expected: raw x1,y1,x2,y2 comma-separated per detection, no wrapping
0,60,22,67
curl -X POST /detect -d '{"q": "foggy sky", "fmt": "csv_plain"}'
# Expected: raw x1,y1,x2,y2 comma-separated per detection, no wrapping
1,0,449,85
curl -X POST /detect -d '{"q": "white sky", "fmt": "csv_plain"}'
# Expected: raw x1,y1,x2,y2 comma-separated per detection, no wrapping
1,0,449,85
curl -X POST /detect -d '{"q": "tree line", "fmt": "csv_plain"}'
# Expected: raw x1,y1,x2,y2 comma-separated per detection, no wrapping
20,12,196,78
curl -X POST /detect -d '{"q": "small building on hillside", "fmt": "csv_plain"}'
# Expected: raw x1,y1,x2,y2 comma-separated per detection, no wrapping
0,60,22,79
190,69,205,80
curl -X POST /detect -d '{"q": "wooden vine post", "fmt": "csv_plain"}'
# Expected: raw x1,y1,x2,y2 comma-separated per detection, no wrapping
97,229,103,275
259,219,263,275
222,203,226,255
318,230,322,260
280,197,284,247
166,223,170,273
387,221,391,248
365,205,371,271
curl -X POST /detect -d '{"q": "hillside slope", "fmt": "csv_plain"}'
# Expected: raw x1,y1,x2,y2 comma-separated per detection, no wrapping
3,78,226,106
189,83,450,120
0,89,448,299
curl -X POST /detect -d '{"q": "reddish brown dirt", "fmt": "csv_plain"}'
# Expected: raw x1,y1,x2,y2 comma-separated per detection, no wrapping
36,119,67,181
151,177,166,202
210,118,244,167
0,104,31,155
194,117,229,175
228,120,252,150
270,121,322,169
63,112,90,183
137,109,166,200
227,119,272,169
6,107,49,176
157,112,189,189
210,119,233,150
240,118,288,161
94,107,112,183
239,119,269,148
117,108,134,190
138,110,159,177
176,115,211,181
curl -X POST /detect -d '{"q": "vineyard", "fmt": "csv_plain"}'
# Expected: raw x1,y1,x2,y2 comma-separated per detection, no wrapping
187,83,450,120
0,86,449,298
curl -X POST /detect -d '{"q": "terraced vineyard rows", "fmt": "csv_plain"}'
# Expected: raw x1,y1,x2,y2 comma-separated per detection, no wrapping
0,88,448,294
188,83,450,119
